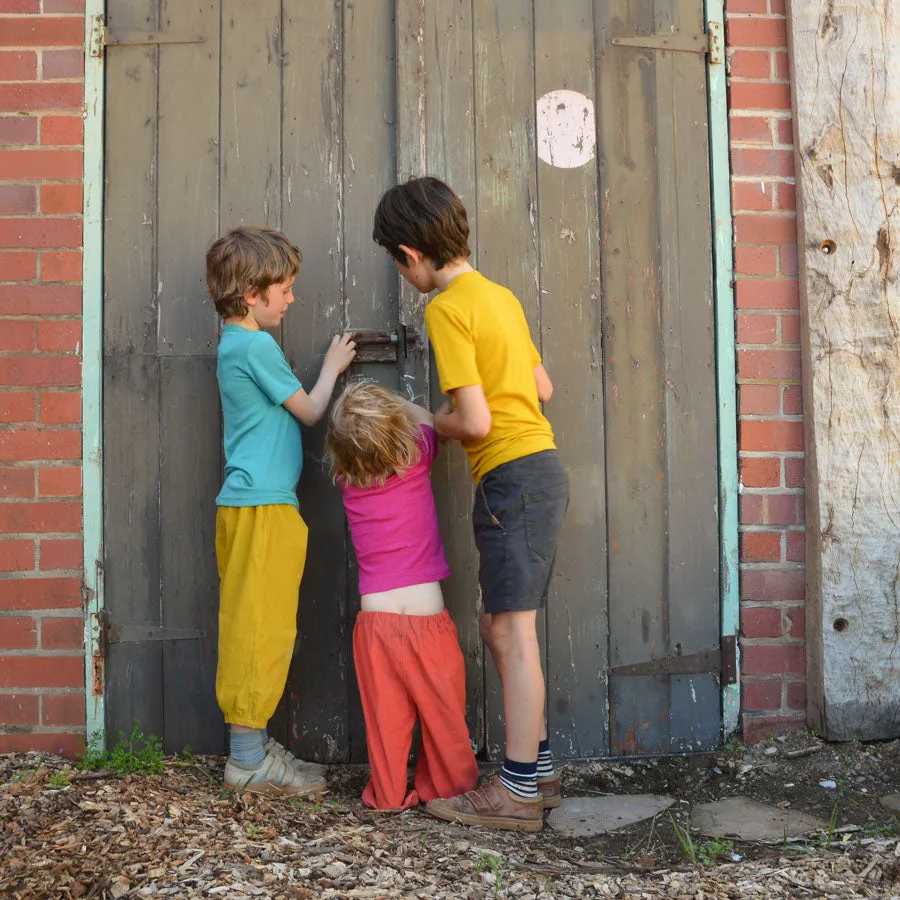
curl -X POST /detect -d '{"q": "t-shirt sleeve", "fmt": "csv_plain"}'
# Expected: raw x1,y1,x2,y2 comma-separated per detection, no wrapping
425,302,481,394
419,424,439,466
245,333,302,406
530,340,542,368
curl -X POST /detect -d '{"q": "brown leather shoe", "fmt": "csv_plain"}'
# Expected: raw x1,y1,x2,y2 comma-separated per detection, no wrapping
537,773,560,809
425,776,543,832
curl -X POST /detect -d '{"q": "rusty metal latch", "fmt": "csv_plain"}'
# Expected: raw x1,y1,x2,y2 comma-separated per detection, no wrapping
88,15,206,58
352,328,419,364
608,635,737,684
105,621,205,644
611,21,723,66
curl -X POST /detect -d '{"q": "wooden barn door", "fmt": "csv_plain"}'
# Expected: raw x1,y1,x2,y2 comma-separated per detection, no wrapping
101,0,722,759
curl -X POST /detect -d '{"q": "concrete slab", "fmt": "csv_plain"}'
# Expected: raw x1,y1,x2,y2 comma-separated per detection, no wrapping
879,794,900,813
691,796,827,842
546,795,674,838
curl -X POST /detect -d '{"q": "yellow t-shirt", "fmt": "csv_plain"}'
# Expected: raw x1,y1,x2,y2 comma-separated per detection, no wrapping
425,270,555,483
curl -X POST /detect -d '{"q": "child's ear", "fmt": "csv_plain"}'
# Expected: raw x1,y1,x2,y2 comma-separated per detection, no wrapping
398,244,423,267
242,286,260,307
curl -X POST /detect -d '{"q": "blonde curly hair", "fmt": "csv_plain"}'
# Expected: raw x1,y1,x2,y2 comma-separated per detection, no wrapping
326,382,423,488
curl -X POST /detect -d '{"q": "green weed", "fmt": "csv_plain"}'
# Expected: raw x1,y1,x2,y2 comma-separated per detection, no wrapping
475,851,503,896
48,771,70,790
670,815,698,865
78,724,165,776
698,837,734,866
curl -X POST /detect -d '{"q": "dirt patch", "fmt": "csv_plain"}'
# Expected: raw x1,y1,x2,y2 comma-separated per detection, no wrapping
1,731,899,898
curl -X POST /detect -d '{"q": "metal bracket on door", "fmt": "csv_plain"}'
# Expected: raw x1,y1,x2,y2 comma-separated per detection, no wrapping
352,329,420,364
608,635,737,684
611,21,723,66
88,14,206,58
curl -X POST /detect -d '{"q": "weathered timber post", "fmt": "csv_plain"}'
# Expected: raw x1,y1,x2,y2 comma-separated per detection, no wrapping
787,1,900,739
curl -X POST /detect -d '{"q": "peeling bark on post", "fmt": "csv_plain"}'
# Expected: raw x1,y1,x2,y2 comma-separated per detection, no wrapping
788,1,900,740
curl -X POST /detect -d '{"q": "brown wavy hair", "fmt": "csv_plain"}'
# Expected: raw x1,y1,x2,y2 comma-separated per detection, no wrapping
206,226,302,319
326,382,423,488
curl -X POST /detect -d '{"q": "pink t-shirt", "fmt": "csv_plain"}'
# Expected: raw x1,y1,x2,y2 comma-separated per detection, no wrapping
339,425,451,595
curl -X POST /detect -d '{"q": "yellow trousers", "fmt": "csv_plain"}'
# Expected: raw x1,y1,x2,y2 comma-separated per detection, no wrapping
215,505,308,729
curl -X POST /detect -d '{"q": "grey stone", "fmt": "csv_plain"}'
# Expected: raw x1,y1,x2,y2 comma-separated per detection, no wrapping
546,795,674,838
691,796,827,842
879,794,900,812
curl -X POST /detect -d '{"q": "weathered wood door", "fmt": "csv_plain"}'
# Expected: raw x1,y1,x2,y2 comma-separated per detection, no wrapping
102,0,721,759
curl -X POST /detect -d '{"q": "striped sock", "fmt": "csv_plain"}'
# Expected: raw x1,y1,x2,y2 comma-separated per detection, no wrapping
499,757,538,799
537,738,555,780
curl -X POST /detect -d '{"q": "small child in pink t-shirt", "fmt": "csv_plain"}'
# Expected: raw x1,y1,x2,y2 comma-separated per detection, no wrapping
326,382,478,810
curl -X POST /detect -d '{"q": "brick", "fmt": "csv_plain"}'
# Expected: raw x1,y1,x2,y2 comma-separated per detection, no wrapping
776,182,796,211
741,644,805,676
0,391,36,423
738,348,801,380
765,492,804,525
786,681,806,710
784,456,804,487
780,245,799,276
0,183,36,215
41,616,83,650
732,148,795,178
0,576,81,611
41,182,82,214
0,654,83,689
41,251,82,285
737,314,777,344
0,217,82,250
0,693,38,727
769,0,786,13
786,605,806,637
0,149,82,181
40,537,80,570
0,17,85,48
0,50,37,81
0,732,85,758
741,606,783,638
729,115,772,144
729,49,770,79
0,466,34,497
0,615,37,648
726,0,768,11
37,318,81,352
732,181,773,213
41,391,80,424
44,0,85,9
41,114,83,147
0,0,41,10
741,679,782,710
0,115,37,145
0,82,82,113
0,355,80,386
42,691,85,726
776,118,795,145
774,50,790,80
780,314,800,345
0,319,35,350
0,250,38,281
740,456,780,487
742,568,806,601
38,465,81,496
735,278,799,309
41,49,83,80
739,384,780,415
0,284,81,315
727,16,788,47
735,246,777,279
0,429,80,462
729,82,792,111
740,530,781,562
740,493,764,525
741,714,805,746
734,214,798,245
0,540,35,572
0,500,81,534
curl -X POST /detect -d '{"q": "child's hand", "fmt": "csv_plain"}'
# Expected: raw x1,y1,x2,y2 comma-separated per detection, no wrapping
323,333,357,375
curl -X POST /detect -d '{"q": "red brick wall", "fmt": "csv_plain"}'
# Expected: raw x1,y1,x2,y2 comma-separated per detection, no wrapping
0,0,86,757
727,0,806,744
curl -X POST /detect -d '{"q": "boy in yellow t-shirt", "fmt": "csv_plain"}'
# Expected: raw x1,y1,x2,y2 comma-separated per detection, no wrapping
373,177,569,832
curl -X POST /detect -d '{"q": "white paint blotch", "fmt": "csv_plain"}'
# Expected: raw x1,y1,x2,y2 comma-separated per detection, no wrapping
536,89,596,169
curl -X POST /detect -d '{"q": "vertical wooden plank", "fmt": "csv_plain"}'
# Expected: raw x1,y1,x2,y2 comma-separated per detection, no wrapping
424,0,484,752
534,0,609,758
595,0,670,755
220,0,281,228
103,356,164,743
281,0,349,763
156,0,220,355
472,0,538,759
160,357,223,754
654,0,720,752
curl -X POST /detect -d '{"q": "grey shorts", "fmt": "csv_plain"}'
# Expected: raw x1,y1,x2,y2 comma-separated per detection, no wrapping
473,450,569,615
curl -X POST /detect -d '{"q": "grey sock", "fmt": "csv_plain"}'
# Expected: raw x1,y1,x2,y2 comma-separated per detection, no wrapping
229,729,266,767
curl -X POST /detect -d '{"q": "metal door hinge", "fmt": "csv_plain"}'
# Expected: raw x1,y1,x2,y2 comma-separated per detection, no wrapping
106,623,205,644
88,14,206,58
611,20,723,66
609,635,737,685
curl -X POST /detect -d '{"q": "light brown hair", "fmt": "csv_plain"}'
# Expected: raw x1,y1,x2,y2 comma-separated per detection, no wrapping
206,226,302,319
326,382,423,489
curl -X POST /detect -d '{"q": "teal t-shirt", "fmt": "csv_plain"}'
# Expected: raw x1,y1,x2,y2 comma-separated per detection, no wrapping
216,324,303,509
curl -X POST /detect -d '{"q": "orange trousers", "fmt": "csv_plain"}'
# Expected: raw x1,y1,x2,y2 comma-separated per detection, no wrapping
353,610,479,810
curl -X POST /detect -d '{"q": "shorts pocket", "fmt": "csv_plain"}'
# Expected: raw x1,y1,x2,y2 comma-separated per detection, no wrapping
523,480,569,562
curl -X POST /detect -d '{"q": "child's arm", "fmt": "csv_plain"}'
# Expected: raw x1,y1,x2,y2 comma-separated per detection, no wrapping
283,334,356,426
534,364,553,402
433,384,492,442
398,397,434,428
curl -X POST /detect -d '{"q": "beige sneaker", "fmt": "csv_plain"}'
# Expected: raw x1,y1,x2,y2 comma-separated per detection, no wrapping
224,751,326,798
264,738,326,777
